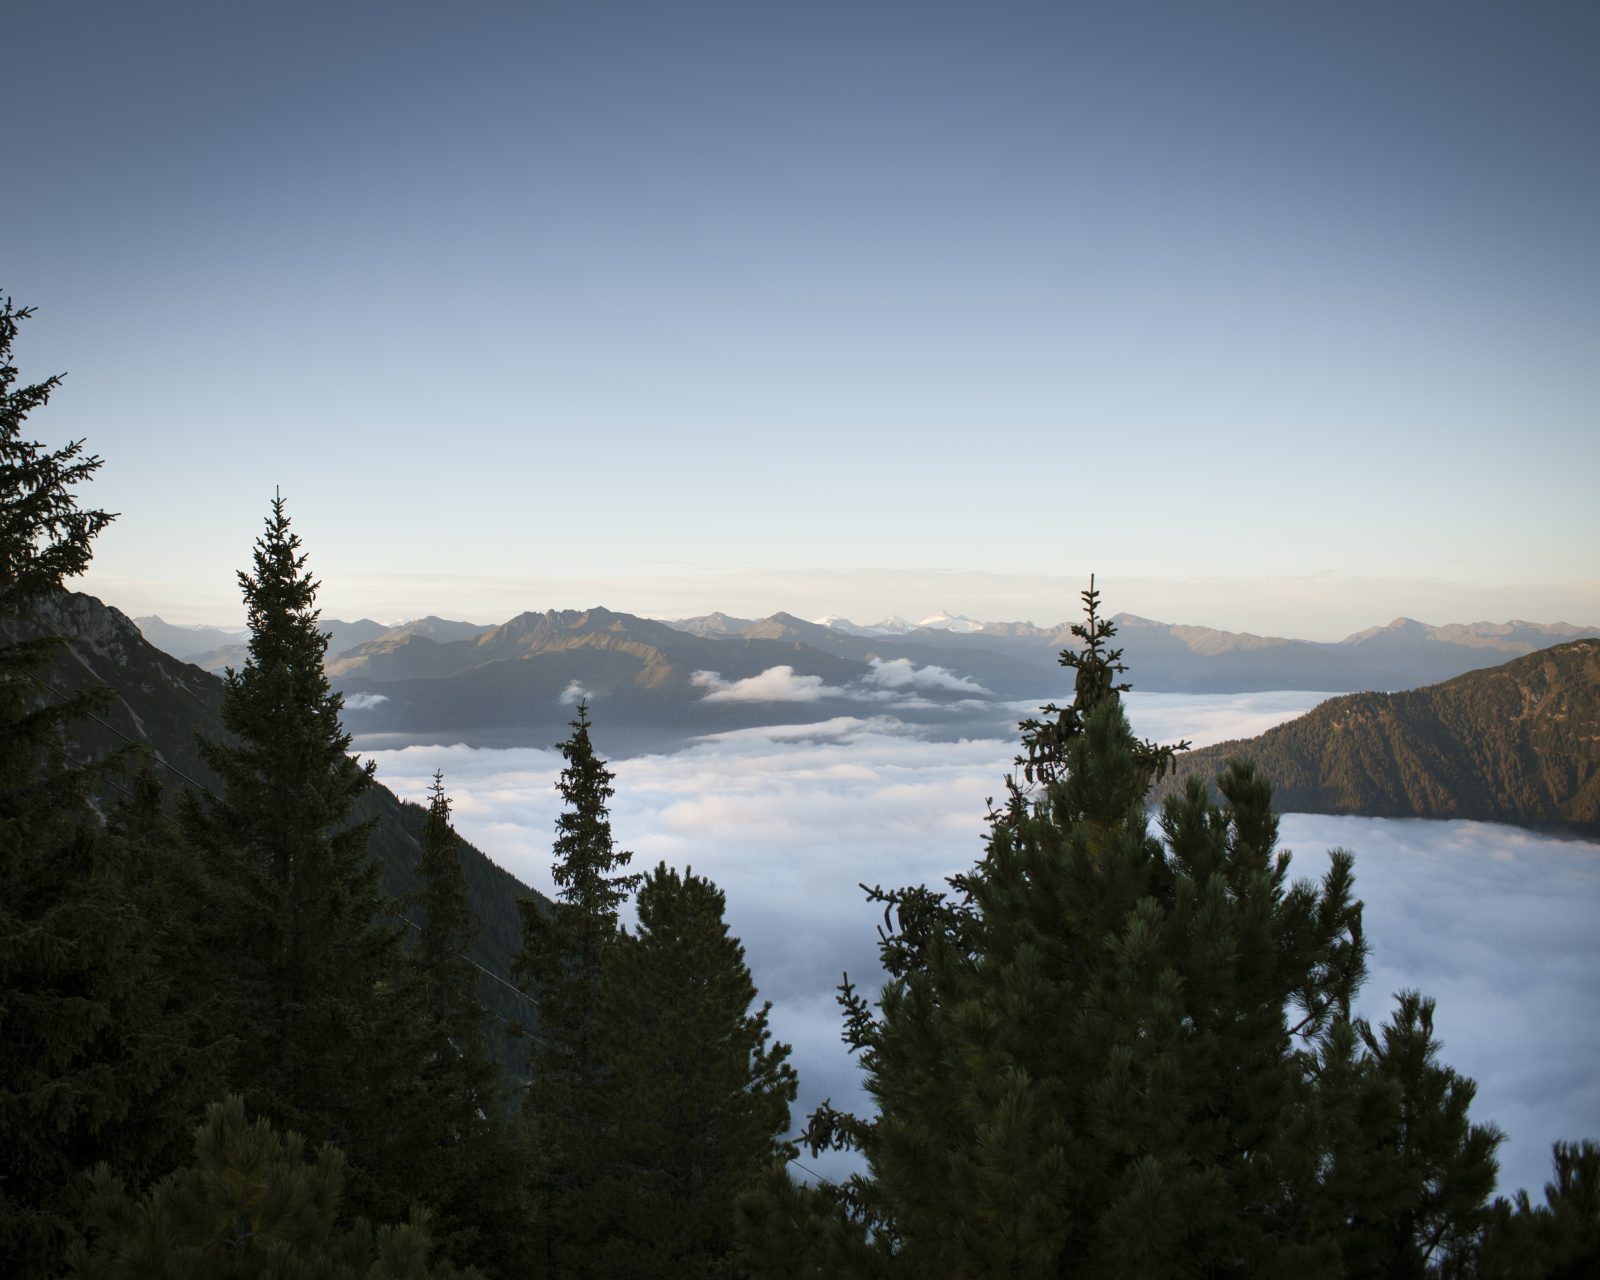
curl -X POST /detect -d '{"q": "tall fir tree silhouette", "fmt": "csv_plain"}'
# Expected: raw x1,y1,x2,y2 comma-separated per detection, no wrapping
515,701,642,1277
1,295,203,1273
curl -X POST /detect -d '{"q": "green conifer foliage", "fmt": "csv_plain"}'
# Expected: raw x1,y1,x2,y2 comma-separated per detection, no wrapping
591,863,798,1277
1481,1140,1600,1279
66,1096,480,1279
1,296,202,1274
186,497,404,1209
402,772,534,1279
744,583,1500,1277
412,772,483,1040
514,701,643,1275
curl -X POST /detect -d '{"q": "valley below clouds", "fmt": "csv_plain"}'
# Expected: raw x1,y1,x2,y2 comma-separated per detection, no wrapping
362,689,1599,1200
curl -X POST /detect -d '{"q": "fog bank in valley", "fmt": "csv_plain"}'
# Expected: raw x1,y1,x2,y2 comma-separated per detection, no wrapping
363,690,1598,1198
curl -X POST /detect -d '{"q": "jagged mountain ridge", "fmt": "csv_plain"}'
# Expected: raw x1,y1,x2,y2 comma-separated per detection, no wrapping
143,605,1600,700
326,607,1001,752
135,602,1600,754
1157,640,1600,833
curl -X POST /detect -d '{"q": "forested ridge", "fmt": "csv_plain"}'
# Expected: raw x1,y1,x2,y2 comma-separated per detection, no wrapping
5,296,1597,1276
1161,643,1600,834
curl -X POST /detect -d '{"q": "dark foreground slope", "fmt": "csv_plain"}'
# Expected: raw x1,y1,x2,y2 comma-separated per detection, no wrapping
6,591,541,1049
1160,639,1600,833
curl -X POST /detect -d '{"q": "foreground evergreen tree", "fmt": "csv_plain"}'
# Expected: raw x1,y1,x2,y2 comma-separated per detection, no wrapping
67,1096,480,1279
186,497,430,1226
591,863,798,1277
514,702,643,1276
740,583,1500,1277
1,296,204,1273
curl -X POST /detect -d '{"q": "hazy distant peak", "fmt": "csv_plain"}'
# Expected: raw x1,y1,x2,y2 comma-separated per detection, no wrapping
662,611,758,637
391,615,492,644
1339,617,1599,652
1109,612,1294,655
1340,617,1426,643
915,610,984,633
1109,612,1167,629
133,615,249,660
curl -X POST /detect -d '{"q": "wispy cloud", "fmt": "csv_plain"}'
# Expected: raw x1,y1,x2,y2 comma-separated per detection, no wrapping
342,692,389,710
559,679,592,705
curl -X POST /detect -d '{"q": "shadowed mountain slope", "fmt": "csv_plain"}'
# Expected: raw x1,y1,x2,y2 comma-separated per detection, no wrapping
7,592,541,1047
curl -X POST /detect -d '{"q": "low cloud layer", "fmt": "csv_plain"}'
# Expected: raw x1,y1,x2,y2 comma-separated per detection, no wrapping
365,692,1598,1197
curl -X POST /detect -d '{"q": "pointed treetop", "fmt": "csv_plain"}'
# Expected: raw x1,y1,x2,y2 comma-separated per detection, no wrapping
1012,575,1186,796
1,295,115,616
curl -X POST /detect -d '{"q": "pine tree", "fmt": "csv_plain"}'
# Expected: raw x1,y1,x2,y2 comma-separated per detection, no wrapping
1481,1140,1600,1279
741,582,1500,1276
591,863,798,1277
514,701,643,1276
1,296,204,1274
66,1096,481,1279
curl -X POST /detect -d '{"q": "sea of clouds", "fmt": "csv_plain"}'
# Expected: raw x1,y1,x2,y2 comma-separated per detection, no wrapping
362,688,1599,1199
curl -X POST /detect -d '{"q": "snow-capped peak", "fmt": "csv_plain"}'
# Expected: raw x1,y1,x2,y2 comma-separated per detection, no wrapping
914,610,985,634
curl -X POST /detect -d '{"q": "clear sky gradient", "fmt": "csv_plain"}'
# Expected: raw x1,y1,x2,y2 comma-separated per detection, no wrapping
7,1,1597,636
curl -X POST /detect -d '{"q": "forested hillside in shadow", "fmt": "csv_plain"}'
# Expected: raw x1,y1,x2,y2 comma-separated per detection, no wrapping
1161,641,1600,834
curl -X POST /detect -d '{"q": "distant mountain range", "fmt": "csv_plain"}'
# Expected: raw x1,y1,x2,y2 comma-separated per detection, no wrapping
131,606,1600,755
1159,640,1600,834
31,590,1600,856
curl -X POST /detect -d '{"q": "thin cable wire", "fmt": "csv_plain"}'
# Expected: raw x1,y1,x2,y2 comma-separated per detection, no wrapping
786,1154,836,1187
24,670,218,799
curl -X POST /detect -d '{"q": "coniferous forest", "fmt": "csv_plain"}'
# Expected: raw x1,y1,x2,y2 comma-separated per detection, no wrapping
4,294,1597,1278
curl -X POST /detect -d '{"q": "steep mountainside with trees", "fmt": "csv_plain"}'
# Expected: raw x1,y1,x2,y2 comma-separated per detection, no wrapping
2,588,540,1055
1160,640,1600,833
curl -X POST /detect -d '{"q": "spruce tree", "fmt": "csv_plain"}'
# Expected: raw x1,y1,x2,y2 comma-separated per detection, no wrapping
591,863,798,1277
403,772,534,1279
186,495,410,1219
514,701,642,1276
0,296,203,1274
741,582,1500,1277
411,772,483,1042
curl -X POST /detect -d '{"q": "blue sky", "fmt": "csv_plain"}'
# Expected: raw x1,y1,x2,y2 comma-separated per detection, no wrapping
7,1,1597,635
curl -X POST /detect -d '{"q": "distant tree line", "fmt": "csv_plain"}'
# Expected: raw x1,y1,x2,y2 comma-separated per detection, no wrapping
4,295,1595,1276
